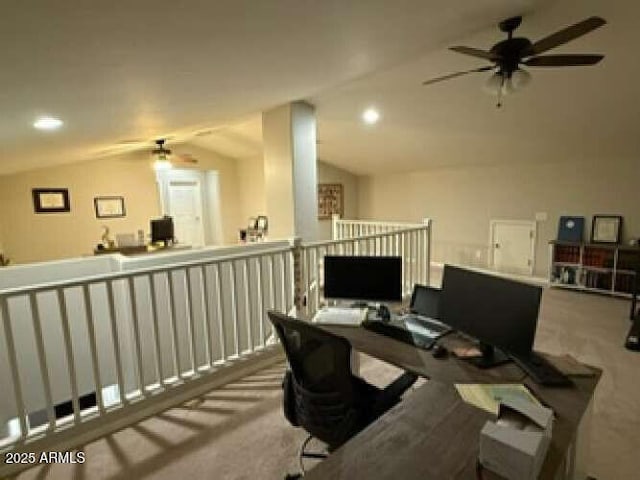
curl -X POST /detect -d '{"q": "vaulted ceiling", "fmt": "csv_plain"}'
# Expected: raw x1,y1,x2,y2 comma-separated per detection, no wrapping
1,0,635,176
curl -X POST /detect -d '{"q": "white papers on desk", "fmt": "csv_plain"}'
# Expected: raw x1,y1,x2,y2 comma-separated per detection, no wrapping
313,307,368,326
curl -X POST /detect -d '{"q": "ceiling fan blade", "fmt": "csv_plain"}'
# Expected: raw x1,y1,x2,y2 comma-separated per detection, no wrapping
524,54,604,67
422,66,493,86
526,16,606,56
450,46,500,61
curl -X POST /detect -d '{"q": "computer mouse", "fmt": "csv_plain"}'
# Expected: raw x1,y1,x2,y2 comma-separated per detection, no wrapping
432,344,448,359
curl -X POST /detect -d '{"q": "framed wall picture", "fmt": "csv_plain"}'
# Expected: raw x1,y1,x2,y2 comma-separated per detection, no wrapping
591,215,622,244
32,188,70,213
318,183,343,220
94,196,126,218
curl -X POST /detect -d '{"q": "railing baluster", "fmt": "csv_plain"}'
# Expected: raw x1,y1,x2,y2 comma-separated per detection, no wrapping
214,264,226,361
1,296,28,438
200,266,213,367
256,258,265,347
126,278,146,395
106,281,126,405
184,269,197,374
280,252,287,314
243,259,253,353
147,274,164,386
409,232,418,289
166,271,182,379
81,286,104,414
56,288,81,424
401,233,407,294
313,248,320,312
269,255,276,312
29,293,56,429
303,248,310,316
229,261,240,357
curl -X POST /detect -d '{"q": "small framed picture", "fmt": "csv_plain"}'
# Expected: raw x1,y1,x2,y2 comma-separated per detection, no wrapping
32,188,70,213
94,196,126,218
591,215,622,244
318,183,343,220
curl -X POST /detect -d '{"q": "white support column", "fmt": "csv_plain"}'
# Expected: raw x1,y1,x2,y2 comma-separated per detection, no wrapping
263,101,318,241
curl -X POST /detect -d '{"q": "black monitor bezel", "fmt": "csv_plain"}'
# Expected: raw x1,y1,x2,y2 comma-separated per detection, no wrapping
323,255,403,303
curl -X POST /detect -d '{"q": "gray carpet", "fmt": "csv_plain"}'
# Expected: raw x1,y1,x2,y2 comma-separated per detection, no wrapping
11,287,640,480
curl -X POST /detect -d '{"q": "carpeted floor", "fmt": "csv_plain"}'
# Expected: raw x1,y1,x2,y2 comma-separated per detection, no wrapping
11,287,640,480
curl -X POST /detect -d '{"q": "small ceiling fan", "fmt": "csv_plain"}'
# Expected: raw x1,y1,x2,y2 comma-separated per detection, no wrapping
422,16,606,106
152,139,198,170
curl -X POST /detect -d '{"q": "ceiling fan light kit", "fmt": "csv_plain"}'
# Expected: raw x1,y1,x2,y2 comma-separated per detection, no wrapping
423,15,606,107
152,139,173,171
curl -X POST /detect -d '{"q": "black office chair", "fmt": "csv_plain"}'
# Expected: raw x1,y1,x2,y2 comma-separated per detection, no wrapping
268,311,418,478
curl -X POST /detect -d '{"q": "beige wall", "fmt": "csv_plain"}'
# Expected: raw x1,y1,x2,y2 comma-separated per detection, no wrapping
230,157,360,241
0,151,160,264
318,161,360,240
172,143,242,245
236,155,266,229
0,144,246,264
358,158,640,277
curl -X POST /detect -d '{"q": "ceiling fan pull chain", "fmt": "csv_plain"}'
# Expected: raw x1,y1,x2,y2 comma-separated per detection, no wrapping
496,76,504,108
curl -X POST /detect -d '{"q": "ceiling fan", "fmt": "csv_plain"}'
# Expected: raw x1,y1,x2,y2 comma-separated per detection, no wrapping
152,139,198,170
422,16,606,106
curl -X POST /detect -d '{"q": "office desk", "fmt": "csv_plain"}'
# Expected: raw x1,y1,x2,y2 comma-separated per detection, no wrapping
308,325,600,480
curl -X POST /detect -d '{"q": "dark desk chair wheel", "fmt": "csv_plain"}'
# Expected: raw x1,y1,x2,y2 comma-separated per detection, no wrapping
269,311,417,479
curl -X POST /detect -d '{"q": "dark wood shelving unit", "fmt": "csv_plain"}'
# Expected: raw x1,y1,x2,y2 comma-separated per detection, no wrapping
549,241,640,298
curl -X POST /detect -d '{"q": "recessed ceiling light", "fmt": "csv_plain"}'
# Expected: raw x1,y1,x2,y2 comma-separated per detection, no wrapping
33,116,63,131
362,108,380,125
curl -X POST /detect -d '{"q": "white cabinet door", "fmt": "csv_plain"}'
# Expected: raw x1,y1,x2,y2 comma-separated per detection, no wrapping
490,220,536,275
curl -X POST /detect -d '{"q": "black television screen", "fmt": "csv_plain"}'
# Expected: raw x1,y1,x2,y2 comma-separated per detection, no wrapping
439,265,542,357
323,256,402,302
151,216,174,246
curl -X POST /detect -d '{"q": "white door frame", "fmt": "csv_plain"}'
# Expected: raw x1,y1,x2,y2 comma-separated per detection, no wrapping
489,219,537,275
156,168,206,246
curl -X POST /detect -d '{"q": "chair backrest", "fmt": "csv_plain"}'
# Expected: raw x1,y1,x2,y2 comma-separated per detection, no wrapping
268,311,354,394
267,311,361,448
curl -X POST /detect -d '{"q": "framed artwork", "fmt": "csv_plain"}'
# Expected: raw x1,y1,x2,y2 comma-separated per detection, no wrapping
94,196,126,218
591,215,622,244
318,183,343,220
32,188,70,213
557,216,584,243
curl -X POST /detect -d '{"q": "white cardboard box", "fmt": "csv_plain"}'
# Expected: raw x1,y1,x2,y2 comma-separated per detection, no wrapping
479,397,554,480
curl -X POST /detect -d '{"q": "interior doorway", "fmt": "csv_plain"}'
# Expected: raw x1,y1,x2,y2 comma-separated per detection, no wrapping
167,179,205,246
490,219,536,275
156,169,222,247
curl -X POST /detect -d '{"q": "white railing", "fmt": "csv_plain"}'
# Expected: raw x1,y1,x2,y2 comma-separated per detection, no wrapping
0,245,293,476
332,214,427,241
297,217,432,317
0,218,431,476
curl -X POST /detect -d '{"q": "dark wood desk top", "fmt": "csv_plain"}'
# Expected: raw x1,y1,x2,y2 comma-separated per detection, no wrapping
310,324,601,480
321,324,526,384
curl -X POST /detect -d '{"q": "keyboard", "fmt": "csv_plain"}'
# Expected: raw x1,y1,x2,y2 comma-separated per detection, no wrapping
362,319,437,351
313,307,368,326
401,314,451,336
512,352,572,386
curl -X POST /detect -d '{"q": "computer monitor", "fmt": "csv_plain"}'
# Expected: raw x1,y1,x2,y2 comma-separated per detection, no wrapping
324,256,402,303
151,216,175,246
409,284,440,319
439,265,542,368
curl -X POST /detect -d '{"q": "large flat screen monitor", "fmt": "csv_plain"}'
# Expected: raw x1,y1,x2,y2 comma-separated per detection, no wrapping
324,256,402,303
439,265,542,367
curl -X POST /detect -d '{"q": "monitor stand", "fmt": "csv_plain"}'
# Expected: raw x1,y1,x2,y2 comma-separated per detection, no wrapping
465,343,510,369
